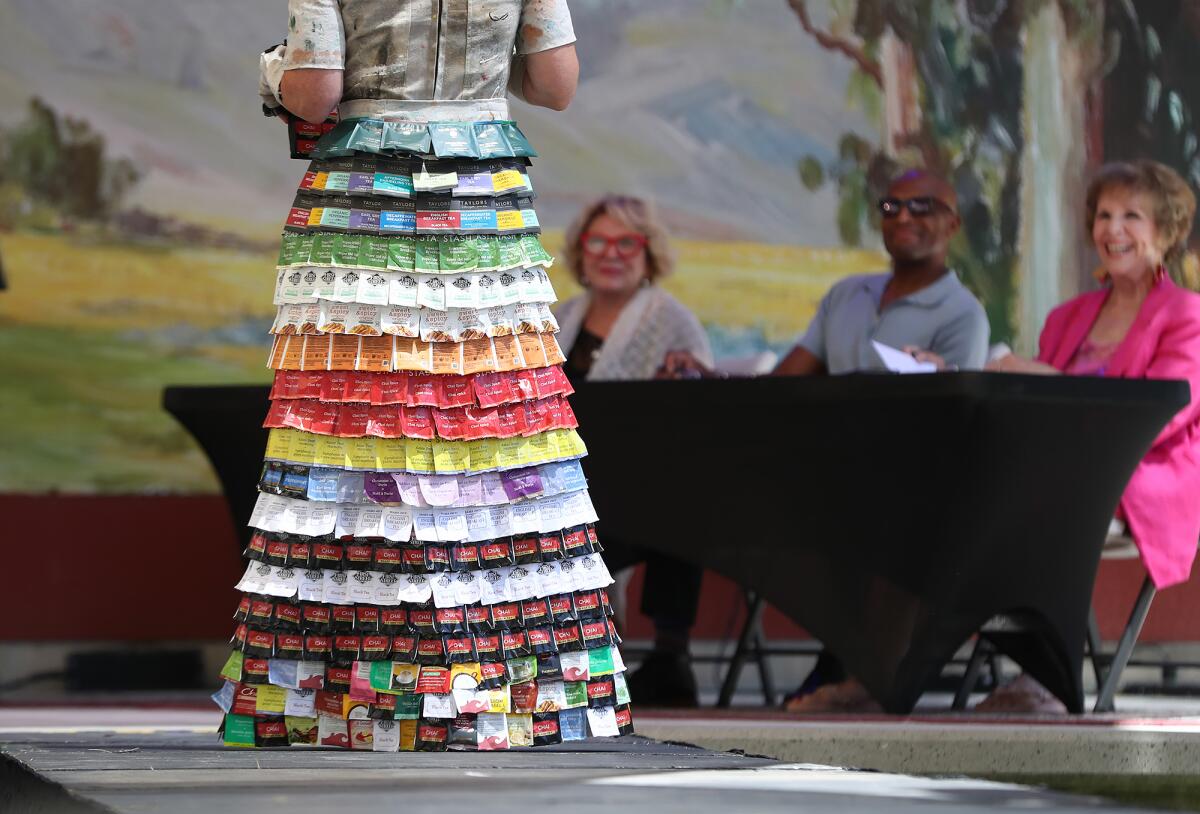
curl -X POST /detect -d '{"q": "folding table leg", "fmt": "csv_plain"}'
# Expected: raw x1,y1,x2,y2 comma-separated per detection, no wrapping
1085,608,1104,690
717,591,766,708
751,621,777,706
1094,577,1157,713
989,650,1004,689
952,638,993,710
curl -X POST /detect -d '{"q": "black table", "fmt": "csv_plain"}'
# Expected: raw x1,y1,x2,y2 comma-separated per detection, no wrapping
164,373,1187,713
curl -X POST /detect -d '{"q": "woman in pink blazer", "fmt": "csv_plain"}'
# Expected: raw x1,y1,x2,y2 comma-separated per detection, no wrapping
985,159,1200,711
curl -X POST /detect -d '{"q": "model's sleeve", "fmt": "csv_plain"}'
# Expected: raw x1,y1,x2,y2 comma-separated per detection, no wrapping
517,0,576,54
283,0,346,70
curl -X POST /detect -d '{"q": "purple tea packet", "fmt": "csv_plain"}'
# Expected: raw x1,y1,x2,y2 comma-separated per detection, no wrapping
453,164,496,197
365,473,403,503
501,467,544,501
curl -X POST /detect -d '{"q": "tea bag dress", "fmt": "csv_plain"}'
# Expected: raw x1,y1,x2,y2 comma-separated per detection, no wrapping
214,0,633,751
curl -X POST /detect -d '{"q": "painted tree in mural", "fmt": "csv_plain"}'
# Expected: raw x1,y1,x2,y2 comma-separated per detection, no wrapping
790,0,1105,344
1102,0,1200,288
0,97,141,226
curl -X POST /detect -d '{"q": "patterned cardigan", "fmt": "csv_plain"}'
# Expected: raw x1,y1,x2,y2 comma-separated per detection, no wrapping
553,286,713,381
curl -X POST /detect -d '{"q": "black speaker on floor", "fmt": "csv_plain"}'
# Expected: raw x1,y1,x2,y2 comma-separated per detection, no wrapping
64,650,205,691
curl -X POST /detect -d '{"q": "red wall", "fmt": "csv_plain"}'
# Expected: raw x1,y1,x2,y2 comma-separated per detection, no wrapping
0,495,243,641
0,495,1196,644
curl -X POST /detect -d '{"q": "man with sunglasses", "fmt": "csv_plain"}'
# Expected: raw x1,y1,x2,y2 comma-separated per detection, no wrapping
771,169,988,378
664,170,988,379
775,171,990,711
661,170,988,711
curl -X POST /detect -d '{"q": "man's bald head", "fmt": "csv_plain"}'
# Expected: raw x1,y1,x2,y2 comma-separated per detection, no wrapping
887,170,958,214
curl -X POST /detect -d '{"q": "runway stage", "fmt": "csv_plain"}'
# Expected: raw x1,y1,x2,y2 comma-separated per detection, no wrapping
1,707,1184,814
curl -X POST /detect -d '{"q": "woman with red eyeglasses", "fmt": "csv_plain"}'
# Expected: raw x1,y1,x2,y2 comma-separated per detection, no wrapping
556,194,712,706
557,194,712,384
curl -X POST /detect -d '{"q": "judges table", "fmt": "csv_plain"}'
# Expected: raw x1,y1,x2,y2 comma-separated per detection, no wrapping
164,373,1187,713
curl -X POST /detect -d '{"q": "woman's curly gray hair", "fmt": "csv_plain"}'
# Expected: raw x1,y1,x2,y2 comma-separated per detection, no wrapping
563,194,676,285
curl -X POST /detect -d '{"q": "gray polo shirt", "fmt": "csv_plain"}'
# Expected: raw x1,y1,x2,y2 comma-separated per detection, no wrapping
798,271,988,374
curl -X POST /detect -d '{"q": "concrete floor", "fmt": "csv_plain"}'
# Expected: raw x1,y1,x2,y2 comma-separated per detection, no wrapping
4,640,1200,813
4,702,1200,813
0,725,1166,814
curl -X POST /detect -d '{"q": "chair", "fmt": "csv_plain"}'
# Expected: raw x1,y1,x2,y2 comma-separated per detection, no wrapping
714,589,823,707
957,529,1184,713
1086,533,1159,713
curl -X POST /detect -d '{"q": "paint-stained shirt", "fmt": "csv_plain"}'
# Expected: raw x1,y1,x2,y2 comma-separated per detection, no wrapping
282,0,575,107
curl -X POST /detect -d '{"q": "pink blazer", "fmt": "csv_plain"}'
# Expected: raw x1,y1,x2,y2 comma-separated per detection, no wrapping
1039,277,1200,588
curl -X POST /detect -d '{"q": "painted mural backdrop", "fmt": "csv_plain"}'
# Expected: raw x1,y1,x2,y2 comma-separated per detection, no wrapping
0,0,1196,493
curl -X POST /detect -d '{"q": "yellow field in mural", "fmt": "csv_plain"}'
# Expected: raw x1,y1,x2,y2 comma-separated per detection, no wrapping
0,230,883,493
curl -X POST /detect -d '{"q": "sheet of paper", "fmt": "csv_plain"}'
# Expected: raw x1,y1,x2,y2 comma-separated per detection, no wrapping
346,570,377,604
418,474,461,507
464,507,495,542
871,340,937,373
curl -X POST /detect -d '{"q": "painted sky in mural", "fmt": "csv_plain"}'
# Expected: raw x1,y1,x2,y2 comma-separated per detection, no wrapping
0,1,888,492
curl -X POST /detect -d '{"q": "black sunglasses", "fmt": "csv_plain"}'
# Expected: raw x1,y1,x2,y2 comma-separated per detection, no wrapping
878,196,954,218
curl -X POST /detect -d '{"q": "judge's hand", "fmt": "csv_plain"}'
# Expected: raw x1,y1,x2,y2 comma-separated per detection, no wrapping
902,346,950,371
985,352,1060,374
657,350,714,379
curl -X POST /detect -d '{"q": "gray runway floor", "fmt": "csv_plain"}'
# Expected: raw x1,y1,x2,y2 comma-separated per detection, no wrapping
1,728,1161,814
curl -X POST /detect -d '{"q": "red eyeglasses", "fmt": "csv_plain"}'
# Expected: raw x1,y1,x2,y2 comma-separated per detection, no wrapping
581,232,648,259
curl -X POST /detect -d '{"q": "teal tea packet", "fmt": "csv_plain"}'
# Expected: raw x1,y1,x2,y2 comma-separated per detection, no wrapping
429,122,480,159
322,156,354,195
495,121,537,157
345,118,385,153
473,122,513,159
373,158,415,198
382,120,433,154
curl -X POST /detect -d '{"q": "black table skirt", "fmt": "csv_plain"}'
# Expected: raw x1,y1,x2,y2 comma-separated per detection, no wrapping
164,372,1187,713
